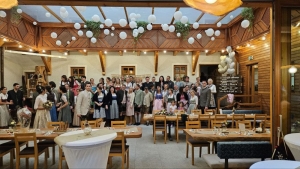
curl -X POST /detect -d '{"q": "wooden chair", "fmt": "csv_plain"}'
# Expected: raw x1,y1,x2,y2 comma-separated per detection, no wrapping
15,133,48,169
152,110,160,115
205,109,215,114
236,120,252,129
153,115,167,144
174,110,185,115
198,114,211,128
212,114,228,128
186,121,210,165
47,122,64,130
81,120,97,128
254,114,267,128
95,118,103,127
0,145,14,169
189,109,201,121
108,132,129,169
111,120,126,127
58,147,68,169
175,113,188,143
231,114,245,128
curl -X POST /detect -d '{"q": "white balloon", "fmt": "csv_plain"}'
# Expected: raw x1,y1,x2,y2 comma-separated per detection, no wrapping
92,15,100,22
129,21,137,28
205,28,214,36
225,57,232,63
136,14,141,18
193,22,199,29
86,30,93,38
230,15,234,19
211,37,215,41
84,25,87,28
56,40,61,46
45,12,51,17
197,33,202,39
111,26,115,31
133,29,138,33
74,23,81,29
104,29,110,35
72,36,76,41
174,11,182,20
215,30,220,36
162,24,169,31
77,6,86,12
131,17,136,22
241,19,250,28
105,19,113,27
91,37,97,43
138,27,144,33
119,19,127,27
177,32,181,37
220,61,226,67
168,25,175,32
226,46,232,53
229,52,235,58
60,7,67,13
188,37,194,44
100,24,104,29
67,41,70,44
133,32,138,37
227,69,235,74
78,30,83,36
0,11,6,18
51,32,57,39
33,21,37,25
129,13,136,19
217,22,222,27
60,11,68,18
119,31,127,39
147,24,152,30
180,16,188,24
111,33,114,36
17,9,22,14
148,15,156,23
230,62,235,69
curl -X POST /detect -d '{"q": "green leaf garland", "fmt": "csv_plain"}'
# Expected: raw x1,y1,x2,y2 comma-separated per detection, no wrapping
85,21,102,37
175,22,190,39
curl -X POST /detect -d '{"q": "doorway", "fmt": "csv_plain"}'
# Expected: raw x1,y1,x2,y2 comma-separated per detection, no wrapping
247,64,259,102
199,64,219,83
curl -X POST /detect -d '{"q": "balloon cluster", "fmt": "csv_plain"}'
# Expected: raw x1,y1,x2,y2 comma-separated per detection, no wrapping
218,46,235,75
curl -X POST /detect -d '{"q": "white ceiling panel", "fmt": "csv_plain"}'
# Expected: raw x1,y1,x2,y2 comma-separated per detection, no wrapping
75,6,105,23
101,7,126,23
47,6,83,23
19,5,60,22
154,7,176,24
126,7,152,22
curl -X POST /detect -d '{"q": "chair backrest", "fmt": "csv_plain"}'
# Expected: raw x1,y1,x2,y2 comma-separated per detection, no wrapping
236,120,252,129
154,115,166,127
96,118,103,127
254,114,267,121
214,114,227,121
14,133,37,156
47,122,64,130
205,109,215,114
199,114,211,121
211,120,224,128
191,109,201,115
81,120,97,128
111,120,126,127
113,132,126,155
186,121,201,129
232,114,245,128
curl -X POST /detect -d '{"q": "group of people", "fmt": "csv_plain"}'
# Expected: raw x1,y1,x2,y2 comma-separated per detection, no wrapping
0,74,217,128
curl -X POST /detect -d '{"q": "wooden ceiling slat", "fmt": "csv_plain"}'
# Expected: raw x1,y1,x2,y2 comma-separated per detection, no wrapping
195,12,205,22
43,5,65,23
98,6,107,20
124,7,129,24
71,6,86,22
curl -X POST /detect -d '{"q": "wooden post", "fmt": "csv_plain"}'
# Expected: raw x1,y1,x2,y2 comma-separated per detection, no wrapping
154,51,159,75
99,51,106,75
0,47,3,87
192,51,200,75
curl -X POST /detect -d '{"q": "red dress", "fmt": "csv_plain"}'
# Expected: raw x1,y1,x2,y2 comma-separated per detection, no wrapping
72,81,80,96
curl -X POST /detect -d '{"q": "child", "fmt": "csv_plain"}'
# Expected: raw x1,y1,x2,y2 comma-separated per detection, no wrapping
178,101,185,111
169,100,177,113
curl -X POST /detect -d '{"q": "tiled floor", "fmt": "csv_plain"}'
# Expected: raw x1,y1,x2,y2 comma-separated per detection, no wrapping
0,125,211,169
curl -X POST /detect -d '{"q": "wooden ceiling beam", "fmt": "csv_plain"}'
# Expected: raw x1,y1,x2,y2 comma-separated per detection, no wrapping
72,6,86,22
119,50,123,56
18,0,272,7
99,51,106,75
170,7,179,24
152,7,154,15
195,12,205,22
78,49,87,56
214,14,228,24
136,51,141,56
124,7,129,24
40,55,52,75
206,50,217,56
98,6,107,20
192,51,200,75
154,51,159,75
43,5,65,23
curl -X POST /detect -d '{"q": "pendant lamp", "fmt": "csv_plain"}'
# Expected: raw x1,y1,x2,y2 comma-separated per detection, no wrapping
0,0,18,9
183,0,243,16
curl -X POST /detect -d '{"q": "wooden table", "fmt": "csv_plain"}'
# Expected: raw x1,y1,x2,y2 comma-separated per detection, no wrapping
184,129,271,141
0,126,142,140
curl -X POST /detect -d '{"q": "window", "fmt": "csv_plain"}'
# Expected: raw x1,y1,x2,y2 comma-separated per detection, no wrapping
174,65,187,81
121,66,135,76
71,67,85,80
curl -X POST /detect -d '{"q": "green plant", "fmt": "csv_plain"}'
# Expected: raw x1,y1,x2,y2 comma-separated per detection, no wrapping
175,22,190,39
133,21,148,42
241,7,255,29
11,6,22,24
85,20,102,37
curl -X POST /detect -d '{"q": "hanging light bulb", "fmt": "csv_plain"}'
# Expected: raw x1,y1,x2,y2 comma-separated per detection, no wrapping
205,0,217,4
289,66,297,74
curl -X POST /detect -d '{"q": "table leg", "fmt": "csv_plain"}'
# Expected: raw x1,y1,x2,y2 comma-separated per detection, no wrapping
168,122,173,141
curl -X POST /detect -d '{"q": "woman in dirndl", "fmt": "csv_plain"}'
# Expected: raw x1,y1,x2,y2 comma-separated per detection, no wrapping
93,86,107,119
153,86,164,111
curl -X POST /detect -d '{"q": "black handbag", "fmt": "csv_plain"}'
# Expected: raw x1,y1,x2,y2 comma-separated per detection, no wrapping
272,127,295,160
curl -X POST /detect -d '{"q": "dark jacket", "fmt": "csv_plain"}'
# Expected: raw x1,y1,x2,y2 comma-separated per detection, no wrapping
80,81,90,90
106,92,117,106
66,90,75,107
116,89,127,105
141,82,152,91
92,92,107,109
7,89,23,109
166,80,174,89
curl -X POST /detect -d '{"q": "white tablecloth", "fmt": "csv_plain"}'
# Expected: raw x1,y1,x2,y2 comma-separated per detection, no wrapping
250,160,300,169
60,129,117,169
284,133,300,161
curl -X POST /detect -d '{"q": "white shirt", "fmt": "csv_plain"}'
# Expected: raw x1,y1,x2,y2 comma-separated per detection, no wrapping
209,84,216,93
0,93,8,100
34,94,47,109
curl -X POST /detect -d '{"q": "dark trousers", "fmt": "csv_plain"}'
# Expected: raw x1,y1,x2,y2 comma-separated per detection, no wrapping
80,113,90,121
200,106,205,114
10,109,18,122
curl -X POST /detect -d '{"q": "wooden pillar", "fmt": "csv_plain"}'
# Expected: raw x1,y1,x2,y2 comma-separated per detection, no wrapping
99,51,106,75
192,51,200,75
154,51,159,75
0,47,3,87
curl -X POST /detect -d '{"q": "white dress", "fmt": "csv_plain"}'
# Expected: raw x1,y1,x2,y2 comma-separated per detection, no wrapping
33,94,51,129
0,93,10,127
